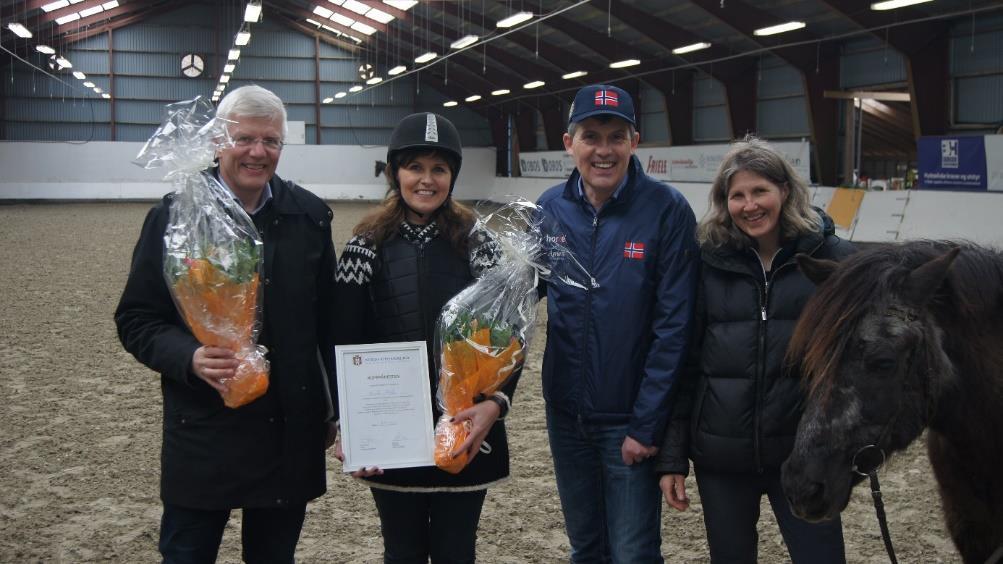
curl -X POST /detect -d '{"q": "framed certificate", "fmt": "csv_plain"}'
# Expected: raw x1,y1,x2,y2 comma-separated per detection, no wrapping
335,341,436,472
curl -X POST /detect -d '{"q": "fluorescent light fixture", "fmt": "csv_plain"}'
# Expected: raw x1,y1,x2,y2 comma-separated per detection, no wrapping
365,8,394,24
235,30,251,46
523,80,545,89
7,23,33,38
465,95,482,102
335,91,347,98
672,41,711,55
383,0,417,10
349,85,363,92
443,101,458,107
55,56,72,68
328,0,346,5
562,70,587,79
414,51,437,64
351,21,377,35
313,5,334,18
321,24,341,34
73,71,86,79
102,93,110,99
36,45,56,55
871,0,933,9
323,97,334,103
331,13,355,27
41,0,70,11
92,87,101,93
223,63,235,73
388,65,406,75
497,11,533,28
220,75,231,83
366,76,383,85
342,0,369,15
244,1,261,22
753,21,805,36
103,0,119,8
71,0,86,4
56,13,81,25
609,59,640,68
80,5,104,17
491,89,510,96
83,81,95,87
450,34,479,49
347,34,363,43
228,49,241,60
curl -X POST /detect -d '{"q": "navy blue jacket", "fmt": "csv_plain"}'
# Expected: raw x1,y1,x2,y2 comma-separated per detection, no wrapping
537,156,699,447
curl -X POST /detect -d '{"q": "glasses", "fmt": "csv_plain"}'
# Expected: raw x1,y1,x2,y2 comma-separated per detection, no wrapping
233,135,284,151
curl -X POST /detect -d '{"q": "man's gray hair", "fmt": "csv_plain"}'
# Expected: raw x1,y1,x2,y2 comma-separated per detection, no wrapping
216,85,288,138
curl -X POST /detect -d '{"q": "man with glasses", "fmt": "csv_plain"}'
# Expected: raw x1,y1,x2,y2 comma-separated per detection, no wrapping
115,85,338,563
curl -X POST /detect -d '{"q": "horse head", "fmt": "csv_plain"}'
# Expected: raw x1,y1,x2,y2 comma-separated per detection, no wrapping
781,245,961,522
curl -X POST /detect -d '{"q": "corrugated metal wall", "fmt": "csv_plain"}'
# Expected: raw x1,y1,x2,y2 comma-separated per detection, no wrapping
1,3,489,146
839,37,907,89
950,15,1003,126
693,72,730,142
756,56,810,138
639,81,670,145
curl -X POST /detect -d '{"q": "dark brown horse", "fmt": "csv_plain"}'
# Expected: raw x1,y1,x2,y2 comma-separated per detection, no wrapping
779,241,1003,564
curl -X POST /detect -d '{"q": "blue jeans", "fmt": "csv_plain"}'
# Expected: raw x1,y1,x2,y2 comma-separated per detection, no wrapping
546,406,663,564
696,467,846,564
159,502,306,564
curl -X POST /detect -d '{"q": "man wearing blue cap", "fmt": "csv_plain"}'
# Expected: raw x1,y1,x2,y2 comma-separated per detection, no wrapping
536,84,699,563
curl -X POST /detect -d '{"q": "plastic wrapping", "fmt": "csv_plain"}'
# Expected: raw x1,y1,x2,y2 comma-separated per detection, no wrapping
433,199,595,473
135,96,269,408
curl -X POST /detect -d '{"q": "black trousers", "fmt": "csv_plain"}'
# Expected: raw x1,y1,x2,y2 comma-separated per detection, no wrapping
158,502,307,564
371,487,487,564
695,467,846,564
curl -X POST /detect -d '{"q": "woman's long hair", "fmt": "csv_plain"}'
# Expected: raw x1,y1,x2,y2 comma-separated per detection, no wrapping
697,135,819,250
353,148,475,255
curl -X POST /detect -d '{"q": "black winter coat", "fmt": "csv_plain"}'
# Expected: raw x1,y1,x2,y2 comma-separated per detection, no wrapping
115,173,337,509
656,213,854,475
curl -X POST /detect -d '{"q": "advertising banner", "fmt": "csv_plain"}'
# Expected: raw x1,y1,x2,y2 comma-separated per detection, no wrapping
917,136,988,190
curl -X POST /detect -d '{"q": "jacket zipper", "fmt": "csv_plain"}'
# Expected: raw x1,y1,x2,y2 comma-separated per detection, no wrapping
579,213,599,421
752,249,780,473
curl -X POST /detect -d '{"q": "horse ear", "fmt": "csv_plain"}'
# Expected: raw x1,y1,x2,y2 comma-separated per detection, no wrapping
902,246,961,307
797,254,839,286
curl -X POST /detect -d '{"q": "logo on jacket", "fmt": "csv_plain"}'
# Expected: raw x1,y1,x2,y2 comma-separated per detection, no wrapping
352,355,363,366
623,241,645,260
595,89,619,107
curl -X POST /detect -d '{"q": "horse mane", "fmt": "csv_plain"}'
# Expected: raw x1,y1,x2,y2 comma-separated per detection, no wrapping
787,240,1003,404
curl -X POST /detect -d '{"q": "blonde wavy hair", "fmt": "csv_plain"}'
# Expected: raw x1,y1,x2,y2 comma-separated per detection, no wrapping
698,135,819,249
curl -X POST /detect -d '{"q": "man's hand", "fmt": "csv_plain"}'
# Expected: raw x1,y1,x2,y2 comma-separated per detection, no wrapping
621,435,658,466
191,346,238,393
449,399,502,464
660,474,690,512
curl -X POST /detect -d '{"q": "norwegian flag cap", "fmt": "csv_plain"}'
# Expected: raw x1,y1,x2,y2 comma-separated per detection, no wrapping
568,84,636,126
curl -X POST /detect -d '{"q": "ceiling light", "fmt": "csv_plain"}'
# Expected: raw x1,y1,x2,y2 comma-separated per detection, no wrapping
388,65,406,75
73,71,86,79
220,75,231,83
79,5,104,17
7,23,33,38
383,0,417,10
36,45,56,55
562,70,587,79
753,21,806,36
450,34,479,49
351,21,377,35
55,56,72,68
331,13,355,27
349,85,363,92
465,95,481,102
672,42,711,54
235,29,251,46
102,93,110,99
491,89,510,96
328,0,346,5
414,51,437,64
93,87,102,93
609,59,640,68
365,8,394,24
342,0,369,15
335,91,347,98
870,0,933,9
228,49,241,60
83,81,95,87
41,0,70,11
71,0,85,4
102,0,118,8
313,5,334,18
321,24,341,34
366,76,383,85
523,80,545,89
55,13,81,25
306,18,322,26
443,101,458,107
323,97,334,103
497,11,533,28
223,63,235,73
244,1,261,22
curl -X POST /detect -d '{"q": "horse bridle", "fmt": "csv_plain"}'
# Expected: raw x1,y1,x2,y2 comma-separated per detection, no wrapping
852,444,897,564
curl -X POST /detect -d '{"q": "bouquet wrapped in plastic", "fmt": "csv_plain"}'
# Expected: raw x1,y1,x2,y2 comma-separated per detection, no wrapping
434,199,595,473
134,96,269,409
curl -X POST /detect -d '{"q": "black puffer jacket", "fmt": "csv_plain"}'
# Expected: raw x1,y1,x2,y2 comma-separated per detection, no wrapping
656,212,854,475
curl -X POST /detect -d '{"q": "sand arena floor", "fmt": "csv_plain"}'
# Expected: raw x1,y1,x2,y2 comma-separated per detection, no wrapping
0,201,960,563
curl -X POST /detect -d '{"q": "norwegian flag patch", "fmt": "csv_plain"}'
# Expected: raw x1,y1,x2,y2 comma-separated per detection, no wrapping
595,89,619,107
624,241,645,260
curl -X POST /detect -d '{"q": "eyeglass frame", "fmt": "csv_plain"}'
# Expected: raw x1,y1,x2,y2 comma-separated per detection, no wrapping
232,135,284,151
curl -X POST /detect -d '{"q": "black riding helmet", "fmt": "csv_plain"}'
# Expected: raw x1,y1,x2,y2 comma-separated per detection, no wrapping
387,112,463,194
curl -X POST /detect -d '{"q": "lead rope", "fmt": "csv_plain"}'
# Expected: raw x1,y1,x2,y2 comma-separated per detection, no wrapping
852,445,897,564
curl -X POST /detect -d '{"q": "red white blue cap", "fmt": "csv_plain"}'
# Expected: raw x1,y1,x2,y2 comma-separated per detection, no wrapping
568,84,636,126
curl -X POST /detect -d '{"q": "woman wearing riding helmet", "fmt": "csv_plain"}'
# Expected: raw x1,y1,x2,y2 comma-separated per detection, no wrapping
333,112,518,563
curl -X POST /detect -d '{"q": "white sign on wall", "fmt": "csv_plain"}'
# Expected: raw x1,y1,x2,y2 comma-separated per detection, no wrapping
520,140,812,184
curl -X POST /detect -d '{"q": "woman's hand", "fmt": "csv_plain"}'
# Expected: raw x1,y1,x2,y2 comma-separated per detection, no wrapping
449,399,502,464
660,474,690,512
333,434,384,478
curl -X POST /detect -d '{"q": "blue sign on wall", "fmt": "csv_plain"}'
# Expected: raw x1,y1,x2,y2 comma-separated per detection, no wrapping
917,136,988,191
